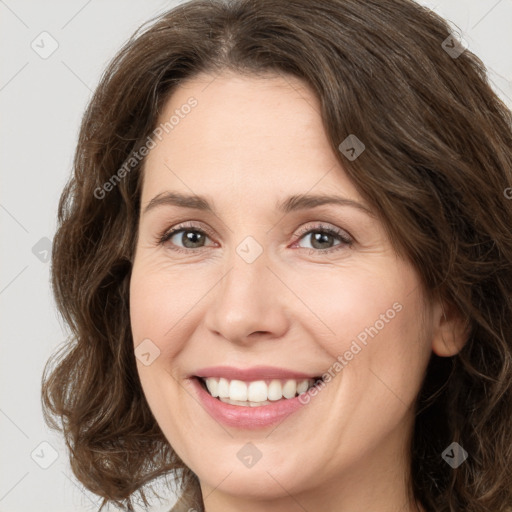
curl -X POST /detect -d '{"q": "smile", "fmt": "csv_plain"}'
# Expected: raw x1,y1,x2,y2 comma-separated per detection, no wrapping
190,366,325,429
200,377,319,406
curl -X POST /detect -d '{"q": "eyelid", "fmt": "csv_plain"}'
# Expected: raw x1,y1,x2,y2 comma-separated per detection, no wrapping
157,220,354,253
292,222,353,244
156,220,217,246
168,220,214,236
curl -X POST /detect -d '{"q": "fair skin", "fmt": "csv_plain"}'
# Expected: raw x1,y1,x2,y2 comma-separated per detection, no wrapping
130,71,466,512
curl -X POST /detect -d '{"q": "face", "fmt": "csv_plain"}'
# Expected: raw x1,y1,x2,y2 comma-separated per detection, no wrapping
129,71,438,509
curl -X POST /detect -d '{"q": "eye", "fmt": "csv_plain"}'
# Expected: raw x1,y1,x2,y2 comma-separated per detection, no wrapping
292,223,353,254
157,221,215,253
156,221,353,255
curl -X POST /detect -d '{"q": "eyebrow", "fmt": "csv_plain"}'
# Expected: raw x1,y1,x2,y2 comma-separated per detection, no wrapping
142,191,374,217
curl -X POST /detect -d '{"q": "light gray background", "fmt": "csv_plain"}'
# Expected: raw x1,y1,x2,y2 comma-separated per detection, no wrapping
1,1,511,511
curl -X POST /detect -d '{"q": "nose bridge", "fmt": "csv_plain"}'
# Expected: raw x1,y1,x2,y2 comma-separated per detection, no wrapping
204,237,289,343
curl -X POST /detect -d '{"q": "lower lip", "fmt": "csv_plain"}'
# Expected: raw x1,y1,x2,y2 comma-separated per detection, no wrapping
190,377,313,429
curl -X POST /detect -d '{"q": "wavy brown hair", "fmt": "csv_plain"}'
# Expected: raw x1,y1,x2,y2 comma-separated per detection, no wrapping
41,0,512,510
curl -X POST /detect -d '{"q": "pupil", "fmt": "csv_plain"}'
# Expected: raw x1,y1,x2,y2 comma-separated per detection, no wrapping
184,231,203,248
312,232,332,249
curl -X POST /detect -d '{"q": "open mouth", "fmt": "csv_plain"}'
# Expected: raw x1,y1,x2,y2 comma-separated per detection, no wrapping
195,376,323,407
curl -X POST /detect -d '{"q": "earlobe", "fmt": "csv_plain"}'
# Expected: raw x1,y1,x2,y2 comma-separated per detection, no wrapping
431,300,470,357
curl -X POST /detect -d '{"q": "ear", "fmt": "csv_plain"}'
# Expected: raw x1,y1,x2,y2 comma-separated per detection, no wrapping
431,298,470,357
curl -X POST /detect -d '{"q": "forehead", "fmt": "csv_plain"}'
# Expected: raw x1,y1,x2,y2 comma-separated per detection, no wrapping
141,72,362,206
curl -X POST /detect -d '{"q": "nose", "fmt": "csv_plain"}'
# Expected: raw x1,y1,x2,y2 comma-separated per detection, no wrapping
203,247,290,346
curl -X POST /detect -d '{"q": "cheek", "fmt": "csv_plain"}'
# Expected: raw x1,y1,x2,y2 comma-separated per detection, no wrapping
129,265,188,433
296,264,404,356
310,262,430,393
129,258,217,372
347,288,431,410
129,262,187,342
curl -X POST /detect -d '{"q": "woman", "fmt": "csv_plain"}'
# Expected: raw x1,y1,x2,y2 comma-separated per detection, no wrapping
42,0,512,511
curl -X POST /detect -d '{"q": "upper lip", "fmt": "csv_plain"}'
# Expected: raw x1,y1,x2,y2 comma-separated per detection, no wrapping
192,365,322,381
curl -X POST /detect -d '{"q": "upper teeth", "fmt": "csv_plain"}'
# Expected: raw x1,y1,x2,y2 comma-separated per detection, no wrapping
203,377,315,403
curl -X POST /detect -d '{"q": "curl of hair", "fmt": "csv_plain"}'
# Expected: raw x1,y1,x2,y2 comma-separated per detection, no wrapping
42,0,512,510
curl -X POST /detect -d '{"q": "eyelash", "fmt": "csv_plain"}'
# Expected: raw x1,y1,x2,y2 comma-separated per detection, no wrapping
156,221,353,255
